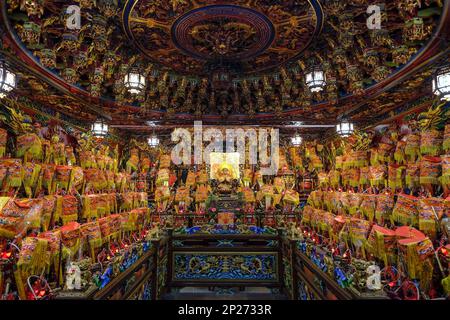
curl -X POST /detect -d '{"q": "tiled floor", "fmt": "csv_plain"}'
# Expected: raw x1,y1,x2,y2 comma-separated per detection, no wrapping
162,287,287,300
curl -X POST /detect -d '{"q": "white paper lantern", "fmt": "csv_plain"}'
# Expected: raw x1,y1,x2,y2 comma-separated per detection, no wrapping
124,68,145,94
0,61,16,98
91,119,109,138
305,66,326,93
291,134,303,146
432,65,450,101
336,120,354,137
148,135,159,147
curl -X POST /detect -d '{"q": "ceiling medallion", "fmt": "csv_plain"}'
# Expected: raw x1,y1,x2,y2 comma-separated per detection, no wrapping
171,5,275,62
123,0,323,75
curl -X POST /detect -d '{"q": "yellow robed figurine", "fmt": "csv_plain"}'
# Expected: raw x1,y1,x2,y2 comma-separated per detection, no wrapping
240,186,256,203
22,162,41,198
195,184,210,214
174,185,191,214
274,177,286,194
96,146,109,170
156,168,170,187
65,145,76,165
69,166,84,194
78,137,96,169
254,170,264,189
112,145,119,173
283,188,300,212
241,186,256,220
278,151,290,173
185,170,196,189
0,128,7,158
50,135,65,165
126,148,139,173
257,184,276,210
196,168,208,185
140,156,151,173
159,154,171,169
16,132,42,163
155,185,171,213
242,167,253,187
216,162,237,181
289,146,303,170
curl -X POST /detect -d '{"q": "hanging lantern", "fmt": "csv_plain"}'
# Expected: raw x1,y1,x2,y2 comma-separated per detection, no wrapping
291,133,303,147
19,22,41,47
58,33,80,52
61,68,78,84
370,29,392,47
372,66,391,82
363,48,379,68
98,0,118,18
124,68,145,94
340,32,354,49
37,48,56,69
403,18,431,42
92,15,107,37
0,61,17,98
392,45,412,66
336,119,354,137
432,65,450,101
148,135,159,148
333,47,347,64
305,65,326,93
146,121,158,127
324,0,347,15
91,119,109,138
339,13,354,32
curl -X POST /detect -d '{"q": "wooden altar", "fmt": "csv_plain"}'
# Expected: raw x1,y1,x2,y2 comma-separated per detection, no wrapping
166,228,283,291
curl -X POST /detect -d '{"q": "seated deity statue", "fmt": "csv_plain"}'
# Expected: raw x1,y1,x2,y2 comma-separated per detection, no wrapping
214,163,238,194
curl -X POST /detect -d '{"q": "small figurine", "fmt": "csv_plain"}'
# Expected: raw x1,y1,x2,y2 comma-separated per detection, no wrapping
65,262,82,290
146,222,161,240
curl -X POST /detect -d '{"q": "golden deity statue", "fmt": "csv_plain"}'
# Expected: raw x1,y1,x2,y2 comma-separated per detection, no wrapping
215,163,237,194
282,175,300,211
174,185,191,214
242,167,253,187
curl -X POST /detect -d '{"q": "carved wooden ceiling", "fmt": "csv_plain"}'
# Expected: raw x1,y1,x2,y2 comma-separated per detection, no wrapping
0,0,449,133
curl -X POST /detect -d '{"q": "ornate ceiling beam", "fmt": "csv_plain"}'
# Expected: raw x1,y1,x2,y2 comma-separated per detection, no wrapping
342,0,450,118
0,1,447,126
0,2,112,120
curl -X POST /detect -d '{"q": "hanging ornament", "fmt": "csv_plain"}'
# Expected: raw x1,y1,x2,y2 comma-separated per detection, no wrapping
291,133,303,147
91,119,109,138
336,119,355,137
0,61,17,98
305,65,326,93
18,21,41,47
392,45,414,66
37,49,56,69
403,18,432,42
432,65,450,101
372,66,391,82
61,68,78,84
363,48,379,68
57,32,79,52
148,135,159,148
346,64,363,82
124,67,146,95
